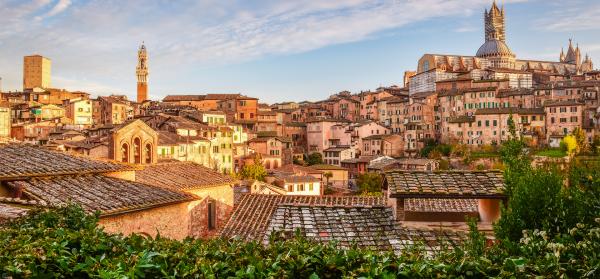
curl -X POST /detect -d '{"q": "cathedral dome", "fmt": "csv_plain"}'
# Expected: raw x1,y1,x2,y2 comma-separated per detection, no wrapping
476,38,514,58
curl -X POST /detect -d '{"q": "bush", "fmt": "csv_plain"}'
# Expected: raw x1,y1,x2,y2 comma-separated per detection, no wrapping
305,152,323,166
356,172,382,194
2,204,599,278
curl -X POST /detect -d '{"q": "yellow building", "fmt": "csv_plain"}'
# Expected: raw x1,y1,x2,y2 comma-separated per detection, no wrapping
23,55,51,90
64,98,93,127
0,106,10,138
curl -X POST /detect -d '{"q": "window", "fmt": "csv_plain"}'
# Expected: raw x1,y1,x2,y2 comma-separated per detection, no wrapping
309,183,314,191
298,184,305,191
207,200,216,230
493,120,497,126
485,120,489,127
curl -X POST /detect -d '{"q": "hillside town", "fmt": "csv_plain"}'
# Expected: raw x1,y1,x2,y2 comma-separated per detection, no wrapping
1,2,599,271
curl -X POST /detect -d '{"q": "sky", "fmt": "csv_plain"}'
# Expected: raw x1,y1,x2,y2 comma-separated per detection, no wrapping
0,0,599,103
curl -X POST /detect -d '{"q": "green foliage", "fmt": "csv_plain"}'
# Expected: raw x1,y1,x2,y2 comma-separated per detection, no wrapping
356,172,382,194
591,135,600,154
438,159,450,170
497,127,600,242
2,204,600,278
534,148,567,158
420,139,452,158
305,152,323,166
239,154,267,181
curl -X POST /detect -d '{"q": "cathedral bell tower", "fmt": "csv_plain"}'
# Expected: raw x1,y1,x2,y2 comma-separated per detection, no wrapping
484,1,505,43
136,42,148,103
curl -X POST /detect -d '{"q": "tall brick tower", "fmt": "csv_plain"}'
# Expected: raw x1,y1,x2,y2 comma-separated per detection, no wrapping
136,42,148,103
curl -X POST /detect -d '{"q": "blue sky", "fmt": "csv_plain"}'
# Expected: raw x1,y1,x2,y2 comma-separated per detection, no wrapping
0,0,599,103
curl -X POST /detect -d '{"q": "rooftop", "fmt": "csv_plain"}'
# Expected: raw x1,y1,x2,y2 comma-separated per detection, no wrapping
135,161,234,191
221,194,386,241
221,194,464,254
405,198,478,213
5,174,195,216
0,144,136,181
385,170,506,199
308,164,348,171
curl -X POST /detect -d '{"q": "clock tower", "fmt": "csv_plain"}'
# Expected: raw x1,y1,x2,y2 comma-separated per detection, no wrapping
136,43,148,103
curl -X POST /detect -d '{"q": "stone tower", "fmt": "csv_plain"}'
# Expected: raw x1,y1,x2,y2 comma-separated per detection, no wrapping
484,1,505,43
136,43,148,103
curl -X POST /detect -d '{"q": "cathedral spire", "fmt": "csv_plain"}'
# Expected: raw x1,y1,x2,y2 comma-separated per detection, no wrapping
485,1,506,42
136,42,148,103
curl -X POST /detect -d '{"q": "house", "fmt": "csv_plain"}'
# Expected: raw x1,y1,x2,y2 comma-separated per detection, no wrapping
309,164,349,189
323,145,355,166
64,98,93,128
221,194,465,254
341,156,374,178
247,136,293,169
135,161,236,237
383,170,507,224
0,143,202,240
93,95,133,126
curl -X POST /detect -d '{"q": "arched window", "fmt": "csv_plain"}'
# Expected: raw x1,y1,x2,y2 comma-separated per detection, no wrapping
121,143,129,163
264,160,271,169
273,160,279,169
134,138,142,164
144,143,153,164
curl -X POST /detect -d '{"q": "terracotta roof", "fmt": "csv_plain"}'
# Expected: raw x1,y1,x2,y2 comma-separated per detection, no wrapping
309,164,348,171
405,198,478,213
0,144,136,181
448,116,475,123
275,175,320,183
270,164,323,175
221,194,386,241
475,107,545,115
135,161,234,191
544,100,585,107
6,174,195,216
0,202,30,223
163,95,206,102
385,170,506,198
222,194,464,254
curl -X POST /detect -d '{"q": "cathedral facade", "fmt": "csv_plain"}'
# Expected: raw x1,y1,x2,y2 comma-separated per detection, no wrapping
409,1,594,94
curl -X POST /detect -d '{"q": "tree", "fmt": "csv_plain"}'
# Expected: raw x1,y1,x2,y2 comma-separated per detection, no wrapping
561,135,578,157
305,152,323,166
323,171,333,187
499,114,530,194
571,127,588,154
239,154,267,181
356,172,382,194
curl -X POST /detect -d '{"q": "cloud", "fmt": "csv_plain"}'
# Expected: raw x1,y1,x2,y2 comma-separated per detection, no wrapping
536,2,600,32
45,0,72,17
0,0,531,97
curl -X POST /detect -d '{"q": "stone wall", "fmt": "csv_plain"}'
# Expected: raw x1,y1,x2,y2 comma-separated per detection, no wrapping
186,184,234,238
98,201,199,240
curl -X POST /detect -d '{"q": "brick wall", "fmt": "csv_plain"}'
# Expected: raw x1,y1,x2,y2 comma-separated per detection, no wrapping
99,201,199,240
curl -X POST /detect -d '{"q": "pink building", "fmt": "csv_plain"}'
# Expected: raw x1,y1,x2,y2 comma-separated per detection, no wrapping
545,100,584,145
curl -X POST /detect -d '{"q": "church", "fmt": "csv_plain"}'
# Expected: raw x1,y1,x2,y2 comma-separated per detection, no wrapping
409,1,594,94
